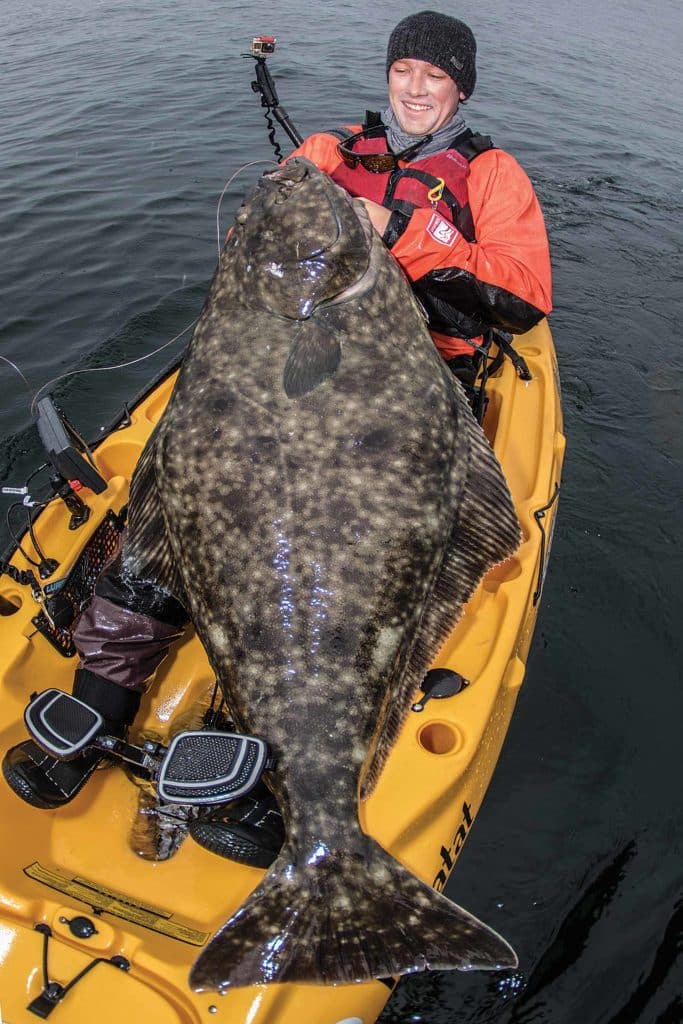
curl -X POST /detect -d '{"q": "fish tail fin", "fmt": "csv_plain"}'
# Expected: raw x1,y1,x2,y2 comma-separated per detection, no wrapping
189,838,516,991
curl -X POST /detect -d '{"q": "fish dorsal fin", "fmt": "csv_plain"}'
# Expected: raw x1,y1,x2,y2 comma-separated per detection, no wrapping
360,405,521,799
122,431,187,604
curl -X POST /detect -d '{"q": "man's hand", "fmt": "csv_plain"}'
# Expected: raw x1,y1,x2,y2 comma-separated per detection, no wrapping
359,199,392,237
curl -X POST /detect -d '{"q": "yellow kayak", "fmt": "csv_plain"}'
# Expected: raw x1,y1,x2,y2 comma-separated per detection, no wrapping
0,320,564,1023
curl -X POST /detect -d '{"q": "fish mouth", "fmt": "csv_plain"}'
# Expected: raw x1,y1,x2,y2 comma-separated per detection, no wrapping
260,159,369,268
253,159,375,315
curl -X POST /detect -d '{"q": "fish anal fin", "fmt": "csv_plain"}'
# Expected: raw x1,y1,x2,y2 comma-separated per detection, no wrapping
361,411,522,800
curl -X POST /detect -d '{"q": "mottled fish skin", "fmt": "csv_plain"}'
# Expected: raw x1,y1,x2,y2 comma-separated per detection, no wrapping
123,159,521,991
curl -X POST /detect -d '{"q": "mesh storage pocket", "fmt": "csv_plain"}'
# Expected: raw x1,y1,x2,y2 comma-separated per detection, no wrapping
32,509,125,657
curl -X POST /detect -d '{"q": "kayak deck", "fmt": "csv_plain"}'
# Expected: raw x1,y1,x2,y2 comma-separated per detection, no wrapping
0,320,564,1023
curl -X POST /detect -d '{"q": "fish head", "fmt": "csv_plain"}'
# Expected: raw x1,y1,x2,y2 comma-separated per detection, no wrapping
231,159,373,321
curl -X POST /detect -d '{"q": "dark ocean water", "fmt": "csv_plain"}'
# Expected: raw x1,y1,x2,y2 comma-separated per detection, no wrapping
2,1,682,1021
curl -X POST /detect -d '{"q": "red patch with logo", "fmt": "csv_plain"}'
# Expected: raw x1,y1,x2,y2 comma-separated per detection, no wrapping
426,214,459,247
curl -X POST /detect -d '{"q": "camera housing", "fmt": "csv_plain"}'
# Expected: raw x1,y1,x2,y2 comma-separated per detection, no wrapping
251,35,276,57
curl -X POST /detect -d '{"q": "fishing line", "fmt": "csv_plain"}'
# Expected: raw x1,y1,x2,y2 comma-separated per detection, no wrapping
216,159,278,258
3,163,276,420
0,356,34,399
29,316,197,418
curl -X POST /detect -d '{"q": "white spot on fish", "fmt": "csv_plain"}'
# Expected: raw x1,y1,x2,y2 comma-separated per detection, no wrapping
373,626,402,668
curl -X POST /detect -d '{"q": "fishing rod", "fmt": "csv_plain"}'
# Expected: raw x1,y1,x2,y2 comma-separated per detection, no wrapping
244,35,303,161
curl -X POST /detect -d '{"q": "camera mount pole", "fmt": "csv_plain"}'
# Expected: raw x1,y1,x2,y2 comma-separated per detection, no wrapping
246,38,303,158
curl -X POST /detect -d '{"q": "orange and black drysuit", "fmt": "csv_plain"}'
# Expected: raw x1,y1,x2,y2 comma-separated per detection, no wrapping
290,118,552,360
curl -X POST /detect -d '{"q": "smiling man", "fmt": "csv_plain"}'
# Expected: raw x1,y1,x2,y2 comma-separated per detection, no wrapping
289,10,553,385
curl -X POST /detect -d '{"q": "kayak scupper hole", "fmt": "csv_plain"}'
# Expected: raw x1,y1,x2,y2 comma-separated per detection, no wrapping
0,593,22,616
418,721,461,756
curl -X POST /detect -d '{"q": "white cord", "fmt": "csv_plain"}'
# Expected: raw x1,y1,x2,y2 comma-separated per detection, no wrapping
29,316,197,417
216,159,277,258
0,356,34,398
7,161,278,417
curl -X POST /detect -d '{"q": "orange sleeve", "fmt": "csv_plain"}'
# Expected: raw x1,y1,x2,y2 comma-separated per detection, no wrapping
389,149,552,317
287,130,360,176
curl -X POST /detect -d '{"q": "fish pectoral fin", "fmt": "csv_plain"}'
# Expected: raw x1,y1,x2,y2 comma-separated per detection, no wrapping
283,322,342,398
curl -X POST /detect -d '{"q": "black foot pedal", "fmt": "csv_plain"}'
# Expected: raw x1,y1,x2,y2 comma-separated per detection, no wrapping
157,731,269,805
25,689,104,759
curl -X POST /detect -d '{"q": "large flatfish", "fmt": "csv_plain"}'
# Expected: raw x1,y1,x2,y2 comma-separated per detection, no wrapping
122,159,521,990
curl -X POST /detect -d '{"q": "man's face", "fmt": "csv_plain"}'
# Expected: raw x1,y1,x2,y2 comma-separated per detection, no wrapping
388,58,464,136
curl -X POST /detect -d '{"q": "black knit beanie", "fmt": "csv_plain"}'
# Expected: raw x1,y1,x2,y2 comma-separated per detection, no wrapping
386,11,477,99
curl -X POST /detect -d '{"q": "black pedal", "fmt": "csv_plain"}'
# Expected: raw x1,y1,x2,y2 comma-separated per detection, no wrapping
23,690,270,805
157,731,269,805
24,689,104,759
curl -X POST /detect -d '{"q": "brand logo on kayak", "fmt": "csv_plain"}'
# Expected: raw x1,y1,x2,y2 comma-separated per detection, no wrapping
433,801,474,891
427,213,459,247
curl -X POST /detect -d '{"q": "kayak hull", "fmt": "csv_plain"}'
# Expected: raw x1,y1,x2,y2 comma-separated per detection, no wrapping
0,320,564,1023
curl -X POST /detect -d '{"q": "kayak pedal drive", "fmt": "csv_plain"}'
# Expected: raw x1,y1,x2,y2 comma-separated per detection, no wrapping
24,689,270,805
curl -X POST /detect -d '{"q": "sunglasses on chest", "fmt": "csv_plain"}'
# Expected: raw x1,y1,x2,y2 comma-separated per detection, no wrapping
337,126,433,173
